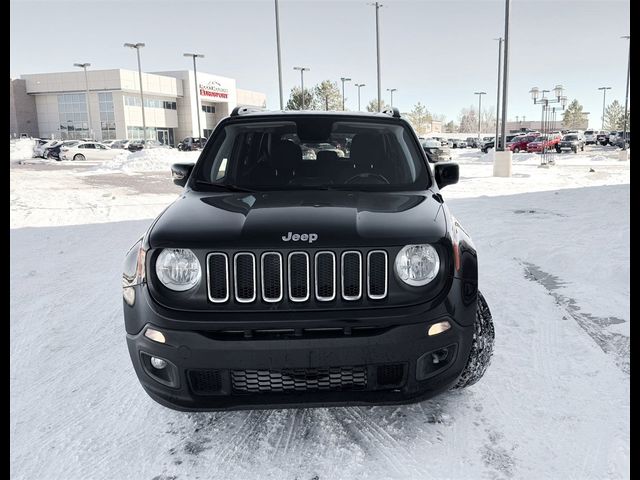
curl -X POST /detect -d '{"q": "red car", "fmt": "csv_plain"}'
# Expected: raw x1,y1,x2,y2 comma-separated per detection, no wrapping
526,136,554,153
506,135,537,153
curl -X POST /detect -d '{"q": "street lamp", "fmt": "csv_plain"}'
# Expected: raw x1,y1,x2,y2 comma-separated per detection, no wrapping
494,37,503,149
598,86,612,130
124,42,147,140
530,84,566,165
184,53,205,138
355,83,365,111
274,0,284,110
340,77,351,110
369,2,383,111
474,91,486,140
621,35,630,151
73,62,93,140
386,88,397,107
293,66,310,110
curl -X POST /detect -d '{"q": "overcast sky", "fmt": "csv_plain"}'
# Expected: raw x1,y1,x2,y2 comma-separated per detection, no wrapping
10,0,630,127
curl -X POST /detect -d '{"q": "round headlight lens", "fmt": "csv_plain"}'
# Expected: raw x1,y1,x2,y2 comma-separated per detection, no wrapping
155,248,201,291
394,244,440,286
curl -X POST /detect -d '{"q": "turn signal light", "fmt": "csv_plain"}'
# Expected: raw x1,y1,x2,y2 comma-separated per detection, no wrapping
428,321,451,336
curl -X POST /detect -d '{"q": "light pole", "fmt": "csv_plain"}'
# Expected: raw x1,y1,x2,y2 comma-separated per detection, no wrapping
274,0,284,110
355,83,365,111
369,2,383,111
474,91,486,140
386,88,397,107
621,35,630,151
494,37,503,148
598,86,612,130
124,42,147,140
73,62,93,139
293,66,310,110
498,0,510,152
184,53,204,138
340,77,351,110
530,85,567,165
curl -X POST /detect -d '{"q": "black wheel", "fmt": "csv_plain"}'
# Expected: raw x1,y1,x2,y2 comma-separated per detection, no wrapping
581,145,584,151
514,147,520,153
452,291,494,389
73,154,85,161
556,147,561,153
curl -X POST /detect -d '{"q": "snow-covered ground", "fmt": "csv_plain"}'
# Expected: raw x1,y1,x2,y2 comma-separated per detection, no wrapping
10,146,629,479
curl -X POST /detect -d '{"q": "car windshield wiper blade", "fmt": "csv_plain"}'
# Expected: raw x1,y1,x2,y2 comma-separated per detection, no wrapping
194,181,256,193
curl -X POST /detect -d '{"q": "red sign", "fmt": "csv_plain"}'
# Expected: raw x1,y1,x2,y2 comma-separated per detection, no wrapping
200,80,229,99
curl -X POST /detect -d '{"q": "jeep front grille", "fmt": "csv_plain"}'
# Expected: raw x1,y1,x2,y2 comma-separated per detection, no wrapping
231,367,367,393
206,249,388,305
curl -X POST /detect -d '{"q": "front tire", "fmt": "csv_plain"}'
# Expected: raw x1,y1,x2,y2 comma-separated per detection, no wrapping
452,291,494,390
73,154,85,161
514,147,520,153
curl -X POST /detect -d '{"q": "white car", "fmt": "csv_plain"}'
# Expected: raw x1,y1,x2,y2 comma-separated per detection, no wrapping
59,141,123,161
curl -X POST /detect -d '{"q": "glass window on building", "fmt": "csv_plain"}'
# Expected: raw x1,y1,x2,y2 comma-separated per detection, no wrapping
98,92,116,140
125,96,176,110
202,105,215,114
58,93,88,140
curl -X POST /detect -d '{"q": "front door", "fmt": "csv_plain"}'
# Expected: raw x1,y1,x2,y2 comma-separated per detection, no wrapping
157,129,170,146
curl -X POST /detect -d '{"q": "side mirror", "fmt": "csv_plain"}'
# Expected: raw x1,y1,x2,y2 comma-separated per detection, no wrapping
171,163,194,187
434,163,459,189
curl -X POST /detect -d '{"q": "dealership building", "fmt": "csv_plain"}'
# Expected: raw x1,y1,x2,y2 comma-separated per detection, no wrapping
9,69,266,145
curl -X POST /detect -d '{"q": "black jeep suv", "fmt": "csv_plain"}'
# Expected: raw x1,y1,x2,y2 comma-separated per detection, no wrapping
123,107,495,411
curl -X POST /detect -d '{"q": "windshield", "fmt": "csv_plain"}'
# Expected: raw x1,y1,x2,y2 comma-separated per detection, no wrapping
195,117,430,191
563,135,578,141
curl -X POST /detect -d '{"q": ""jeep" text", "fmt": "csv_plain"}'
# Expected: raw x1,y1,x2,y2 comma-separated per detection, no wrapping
282,232,318,243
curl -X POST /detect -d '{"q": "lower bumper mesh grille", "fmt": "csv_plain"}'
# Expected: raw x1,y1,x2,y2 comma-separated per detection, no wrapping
231,367,367,393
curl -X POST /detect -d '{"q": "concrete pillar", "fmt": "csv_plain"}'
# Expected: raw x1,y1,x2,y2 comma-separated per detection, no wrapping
618,149,629,161
493,150,513,177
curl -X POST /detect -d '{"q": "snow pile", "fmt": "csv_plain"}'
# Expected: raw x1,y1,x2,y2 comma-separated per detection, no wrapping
89,148,200,175
10,138,35,162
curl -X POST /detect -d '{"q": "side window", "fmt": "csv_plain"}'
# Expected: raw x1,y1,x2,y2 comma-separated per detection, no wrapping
78,144,85,149
84,143,96,149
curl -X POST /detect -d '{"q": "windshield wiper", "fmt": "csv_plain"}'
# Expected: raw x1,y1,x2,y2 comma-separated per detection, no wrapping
194,181,256,193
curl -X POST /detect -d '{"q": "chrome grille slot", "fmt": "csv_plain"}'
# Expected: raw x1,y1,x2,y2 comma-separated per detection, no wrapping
315,251,336,301
341,251,362,301
288,252,310,302
261,252,283,302
234,253,256,303
367,250,388,299
206,253,229,303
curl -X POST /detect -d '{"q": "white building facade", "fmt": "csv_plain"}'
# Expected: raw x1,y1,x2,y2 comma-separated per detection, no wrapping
13,69,266,145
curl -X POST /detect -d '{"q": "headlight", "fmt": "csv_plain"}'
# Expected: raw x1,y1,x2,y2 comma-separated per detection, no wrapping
394,244,440,286
155,248,201,291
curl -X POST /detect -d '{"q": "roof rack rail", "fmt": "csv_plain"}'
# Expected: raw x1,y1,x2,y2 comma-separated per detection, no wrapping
381,107,401,118
230,105,267,117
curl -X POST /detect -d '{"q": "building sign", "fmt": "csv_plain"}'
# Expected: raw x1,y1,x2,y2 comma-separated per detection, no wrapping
199,80,229,99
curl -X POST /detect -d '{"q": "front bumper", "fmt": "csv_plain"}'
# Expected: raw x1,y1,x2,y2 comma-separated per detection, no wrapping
124,280,476,411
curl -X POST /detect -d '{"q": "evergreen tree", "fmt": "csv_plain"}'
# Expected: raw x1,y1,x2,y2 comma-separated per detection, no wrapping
365,99,391,112
604,100,625,130
562,99,586,129
444,121,458,133
458,106,478,133
405,102,433,136
313,80,343,110
286,86,316,110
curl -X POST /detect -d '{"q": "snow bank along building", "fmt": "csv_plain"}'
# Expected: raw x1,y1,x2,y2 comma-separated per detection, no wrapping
9,69,267,145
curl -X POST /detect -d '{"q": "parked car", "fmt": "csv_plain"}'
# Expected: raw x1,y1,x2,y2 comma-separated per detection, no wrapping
465,137,481,148
59,141,123,161
558,134,585,153
596,131,609,145
33,139,61,158
614,131,630,148
506,135,537,153
127,139,171,152
122,108,495,411
44,140,81,160
101,139,117,146
583,130,598,145
450,139,467,149
608,131,618,145
421,139,452,163
177,137,207,151
526,136,554,153
110,139,131,150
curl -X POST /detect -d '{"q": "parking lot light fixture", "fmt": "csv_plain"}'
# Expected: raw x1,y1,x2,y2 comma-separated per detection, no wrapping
529,87,540,101
553,84,564,100
340,77,351,110
474,91,486,140
293,66,310,110
386,88,397,107
73,62,93,140
621,35,630,151
598,87,612,130
355,83,366,111
124,43,147,140
184,53,205,138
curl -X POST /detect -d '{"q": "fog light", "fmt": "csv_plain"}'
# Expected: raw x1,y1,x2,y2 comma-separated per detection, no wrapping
150,356,167,369
144,328,166,344
123,286,135,306
428,321,451,336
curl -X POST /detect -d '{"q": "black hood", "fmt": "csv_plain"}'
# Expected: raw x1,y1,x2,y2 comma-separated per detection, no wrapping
148,190,448,249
